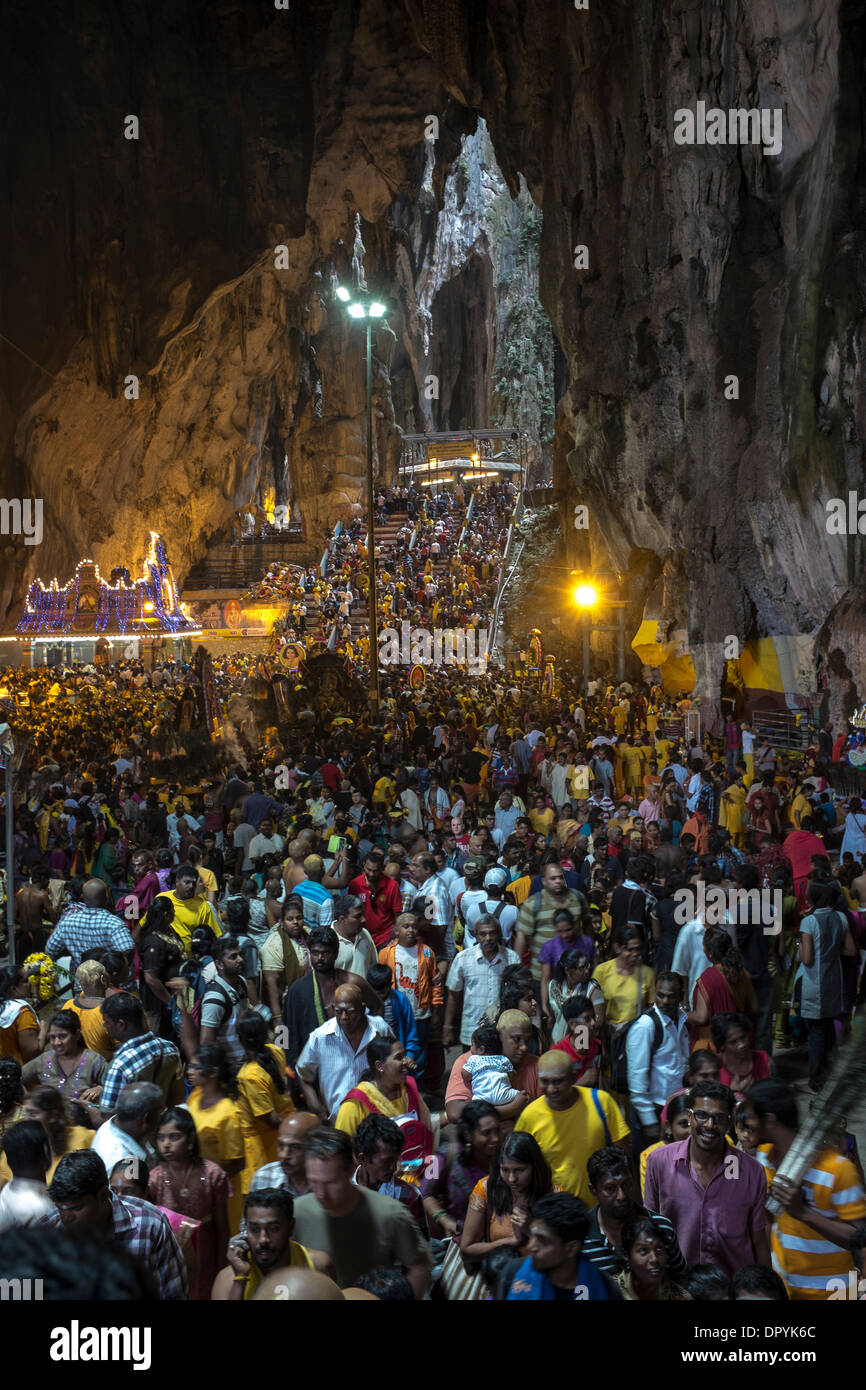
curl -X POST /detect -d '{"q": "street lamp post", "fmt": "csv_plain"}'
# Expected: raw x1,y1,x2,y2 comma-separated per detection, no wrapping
572,576,629,692
0,705,15,967
336,286,387,712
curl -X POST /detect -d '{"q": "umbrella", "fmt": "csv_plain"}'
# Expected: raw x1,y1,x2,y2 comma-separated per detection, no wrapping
591,736,614,747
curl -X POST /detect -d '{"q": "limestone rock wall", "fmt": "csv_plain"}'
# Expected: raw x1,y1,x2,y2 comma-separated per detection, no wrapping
3,0,865,722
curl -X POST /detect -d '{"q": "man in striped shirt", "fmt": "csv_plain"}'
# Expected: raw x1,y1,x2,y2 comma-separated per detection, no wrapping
748,1079,866,1300
293,855,334,930
582,1147,687,1280
585,784,616,825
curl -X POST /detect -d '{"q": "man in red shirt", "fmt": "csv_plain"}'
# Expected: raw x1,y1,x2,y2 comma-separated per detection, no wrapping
348,849,402,948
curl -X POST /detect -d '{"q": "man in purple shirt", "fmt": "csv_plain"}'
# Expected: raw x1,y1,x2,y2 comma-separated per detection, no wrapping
643,1080,770,1277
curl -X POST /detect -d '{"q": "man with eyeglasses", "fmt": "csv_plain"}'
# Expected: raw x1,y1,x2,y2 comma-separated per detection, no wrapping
643,1079,770,1276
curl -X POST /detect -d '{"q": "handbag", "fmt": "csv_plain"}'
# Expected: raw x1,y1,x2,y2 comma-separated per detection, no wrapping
437,1237,489,1302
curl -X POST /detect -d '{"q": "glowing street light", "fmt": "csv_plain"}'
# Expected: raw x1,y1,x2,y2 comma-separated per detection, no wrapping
335,284,392,711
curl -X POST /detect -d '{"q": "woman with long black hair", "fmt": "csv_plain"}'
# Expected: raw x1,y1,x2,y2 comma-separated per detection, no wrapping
459,1130,553,1261
235,1013,294,1199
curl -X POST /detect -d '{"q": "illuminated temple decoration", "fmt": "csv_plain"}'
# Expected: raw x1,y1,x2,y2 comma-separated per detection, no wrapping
14,532,201,639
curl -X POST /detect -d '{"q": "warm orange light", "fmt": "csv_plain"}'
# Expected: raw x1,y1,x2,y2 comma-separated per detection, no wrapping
143,601,155,612
573,583,599,608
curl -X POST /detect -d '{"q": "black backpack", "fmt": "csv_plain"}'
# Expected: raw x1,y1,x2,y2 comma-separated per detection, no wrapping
608,999,664,1094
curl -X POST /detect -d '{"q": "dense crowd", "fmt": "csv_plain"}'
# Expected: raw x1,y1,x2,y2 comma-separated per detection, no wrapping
1,654,865,1303
261,480,516,671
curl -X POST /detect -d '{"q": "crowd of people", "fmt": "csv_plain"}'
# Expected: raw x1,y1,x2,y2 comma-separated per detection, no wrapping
1,636,866,1304
260,480,517,671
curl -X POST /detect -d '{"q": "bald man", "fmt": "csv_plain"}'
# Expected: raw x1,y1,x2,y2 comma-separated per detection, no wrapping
253,1268,345,1301
295,984,394,1121
513,1050,631,1205
45,878,135,972
247,1112,320,1199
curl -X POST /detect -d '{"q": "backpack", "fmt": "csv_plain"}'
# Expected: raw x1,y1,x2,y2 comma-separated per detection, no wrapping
608,991,664,1094
345,1074,432,1175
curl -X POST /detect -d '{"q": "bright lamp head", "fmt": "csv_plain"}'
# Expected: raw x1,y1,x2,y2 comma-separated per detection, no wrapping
335,286,350,302
347,303,366,318
369,302,386,318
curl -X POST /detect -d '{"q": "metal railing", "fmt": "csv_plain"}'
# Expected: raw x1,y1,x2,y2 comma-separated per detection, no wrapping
486,494,525,665
750,707,817,751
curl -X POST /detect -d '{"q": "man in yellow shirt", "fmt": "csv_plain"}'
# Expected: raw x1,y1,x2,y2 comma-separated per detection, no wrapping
514,1052,629,1205
620,739,644,800
567,757,591,806
152,864,221,953
372,774,396,810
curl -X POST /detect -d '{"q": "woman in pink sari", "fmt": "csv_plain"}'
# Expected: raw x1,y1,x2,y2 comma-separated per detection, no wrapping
688,927,758,1047
709,1012,772,1095
782,816,830,910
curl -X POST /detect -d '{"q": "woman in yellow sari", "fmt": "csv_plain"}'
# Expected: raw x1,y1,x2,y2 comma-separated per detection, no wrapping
719,776,747,848
235,1015,293,1200
186,1043,245,1231
334,1037,432,1154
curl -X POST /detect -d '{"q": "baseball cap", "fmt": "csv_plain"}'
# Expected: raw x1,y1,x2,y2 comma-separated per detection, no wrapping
484,867,508,889
463,857,485,874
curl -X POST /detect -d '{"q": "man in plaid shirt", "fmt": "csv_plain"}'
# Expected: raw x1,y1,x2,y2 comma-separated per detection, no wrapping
45,880,135,971
99,993,182,1115
44,1150,188,1299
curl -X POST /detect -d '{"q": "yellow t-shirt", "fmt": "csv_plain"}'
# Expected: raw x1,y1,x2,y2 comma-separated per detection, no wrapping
640,1139,665,1198
237,1045,294,1193
594,960,655,1025
196,866,218,896
514,1091,629,1204
61,998,115,1061
150,891,220,953
186,1090,245,1166
0,1125,92,1187
621,747,643,785
373,777,396,806
0,1002,39,1063
529,808,556,836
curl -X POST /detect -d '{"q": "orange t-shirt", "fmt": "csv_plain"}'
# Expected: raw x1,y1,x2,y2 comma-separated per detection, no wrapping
0,1002,39,1063
62,998,115,1061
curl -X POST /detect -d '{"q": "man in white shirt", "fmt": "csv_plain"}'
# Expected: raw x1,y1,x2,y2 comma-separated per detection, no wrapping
626,974,691,1146
462,867,519,945
443,918,521,1047
333,895,377,978
248,816,286,866
296,984,392,1120
671,911,733,1001
0,1121,54,1233
399,779,424,832
685,763,703,815
90,1082,161,1176
550,751,575,812
231,810,256,874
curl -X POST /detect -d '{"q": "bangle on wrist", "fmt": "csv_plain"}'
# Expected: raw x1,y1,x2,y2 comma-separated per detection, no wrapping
232,1274,247,1283
433,1210,448,1226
